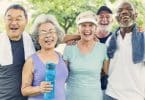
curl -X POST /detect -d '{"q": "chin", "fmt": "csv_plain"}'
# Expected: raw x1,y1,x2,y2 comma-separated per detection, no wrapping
10,31,21,35
46,45,55,49
120,20,134,28
11,33,21,38
84,38,93,41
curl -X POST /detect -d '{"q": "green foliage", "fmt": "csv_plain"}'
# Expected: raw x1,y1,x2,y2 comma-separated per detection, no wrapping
27,0,145,34
109,0,116,3
28,0,105,34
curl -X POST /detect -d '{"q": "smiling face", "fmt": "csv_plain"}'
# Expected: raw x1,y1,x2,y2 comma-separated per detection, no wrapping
38,22,58,50
116,2,136,27
78,22,96,41
97,11,113,32
5,9,27,40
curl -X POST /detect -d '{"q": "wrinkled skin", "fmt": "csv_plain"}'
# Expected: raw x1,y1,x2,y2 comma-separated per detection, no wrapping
116,2,136,28
116,2,137,38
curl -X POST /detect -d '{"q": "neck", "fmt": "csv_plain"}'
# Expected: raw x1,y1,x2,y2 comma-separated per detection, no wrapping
40,48,55,55
8,35,21,41
120,25,134,38
96,30,109,38
77,39,96,54
79,39,95,46
38,48,58,64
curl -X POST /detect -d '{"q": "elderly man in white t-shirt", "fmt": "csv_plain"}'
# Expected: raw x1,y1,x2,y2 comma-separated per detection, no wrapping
105,1,145,100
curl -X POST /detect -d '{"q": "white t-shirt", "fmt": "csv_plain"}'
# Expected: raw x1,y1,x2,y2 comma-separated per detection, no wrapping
106,31,145,100
55,43,66,54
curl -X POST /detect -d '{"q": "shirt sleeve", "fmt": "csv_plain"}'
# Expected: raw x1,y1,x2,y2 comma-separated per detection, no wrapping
104,45,109,61
63,45,71,61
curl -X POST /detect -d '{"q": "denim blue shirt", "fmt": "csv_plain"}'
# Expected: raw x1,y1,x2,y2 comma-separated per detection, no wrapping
107,24,145,64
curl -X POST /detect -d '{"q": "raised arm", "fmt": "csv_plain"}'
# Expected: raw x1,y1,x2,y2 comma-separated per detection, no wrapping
63,34,81,43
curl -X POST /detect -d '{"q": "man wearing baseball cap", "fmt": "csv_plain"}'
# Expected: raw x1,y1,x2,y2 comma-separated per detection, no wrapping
96,6,113,43
96,5,114,100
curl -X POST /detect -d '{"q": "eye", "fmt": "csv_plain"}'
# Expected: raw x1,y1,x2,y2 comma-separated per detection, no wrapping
16,19,22,21
99,16,103,19
49,29,56,34
82,24,87,28
6,18,12,21
89,24,93,27
39,31,47,35
117,8,122,13
127,8,133,11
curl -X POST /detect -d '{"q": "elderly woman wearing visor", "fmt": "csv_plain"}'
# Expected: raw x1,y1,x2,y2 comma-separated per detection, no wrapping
63,11,109,100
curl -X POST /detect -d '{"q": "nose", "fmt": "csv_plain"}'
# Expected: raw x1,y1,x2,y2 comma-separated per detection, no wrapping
84,25,92,31
102,17,109,24
120,9,128,15
11,20,18,25
45,33,52,38
100,17,109,25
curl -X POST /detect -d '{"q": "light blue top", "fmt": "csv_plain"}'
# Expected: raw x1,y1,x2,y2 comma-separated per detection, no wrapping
63,42,108,100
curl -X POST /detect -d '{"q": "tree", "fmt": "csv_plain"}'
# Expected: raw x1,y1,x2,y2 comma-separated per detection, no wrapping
28,0,104,34
28,0,145,34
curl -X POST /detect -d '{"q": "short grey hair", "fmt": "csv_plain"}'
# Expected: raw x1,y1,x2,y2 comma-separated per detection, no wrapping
116,1,136,14
31,14,64,50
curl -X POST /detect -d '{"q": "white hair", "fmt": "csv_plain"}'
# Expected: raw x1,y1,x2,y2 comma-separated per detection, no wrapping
114,1,136,14
32,14,65,45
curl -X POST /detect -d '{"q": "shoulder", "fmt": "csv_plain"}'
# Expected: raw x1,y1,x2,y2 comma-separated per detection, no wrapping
107,32,113,37
64,44,76,50
22,32,32,39
63,44,77,58
25,56,33,65
97,42,107,48
23,54,36,70
0,33,9,43
55,51,63,57
95,42,107,52
0,33,7,38
25,53,39,65
135,31,145,39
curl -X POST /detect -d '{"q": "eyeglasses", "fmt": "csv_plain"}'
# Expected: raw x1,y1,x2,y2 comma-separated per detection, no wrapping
39,29,56,36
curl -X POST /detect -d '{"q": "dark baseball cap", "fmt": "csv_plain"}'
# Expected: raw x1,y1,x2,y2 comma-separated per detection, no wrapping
97,6,112,15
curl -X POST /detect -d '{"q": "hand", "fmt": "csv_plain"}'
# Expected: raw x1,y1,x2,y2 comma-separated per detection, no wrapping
64,34,80,44
138,27,145,32
93,35,99,42
66,40,78,45
39,81,53,93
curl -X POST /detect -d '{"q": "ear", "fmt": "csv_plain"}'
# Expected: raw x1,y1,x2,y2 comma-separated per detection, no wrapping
77,27,80,34
25,18,28,25
37,35,40,44
115,15,119,23
96,15,99,20
133,12,138,20
110,17,113,23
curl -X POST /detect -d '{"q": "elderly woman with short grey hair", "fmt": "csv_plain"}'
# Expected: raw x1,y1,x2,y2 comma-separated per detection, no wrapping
21,14,68,100
31,14,64,50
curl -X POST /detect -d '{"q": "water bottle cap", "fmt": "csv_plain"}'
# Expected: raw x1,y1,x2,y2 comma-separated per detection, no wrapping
46,63,56,70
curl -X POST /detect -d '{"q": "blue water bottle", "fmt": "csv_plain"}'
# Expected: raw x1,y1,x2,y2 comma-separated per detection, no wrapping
44,63,56,100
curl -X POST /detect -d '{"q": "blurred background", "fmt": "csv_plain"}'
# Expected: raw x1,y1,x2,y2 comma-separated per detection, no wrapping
0,0,145,34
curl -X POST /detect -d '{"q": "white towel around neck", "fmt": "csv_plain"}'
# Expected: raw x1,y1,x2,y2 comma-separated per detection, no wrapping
0,32,36,66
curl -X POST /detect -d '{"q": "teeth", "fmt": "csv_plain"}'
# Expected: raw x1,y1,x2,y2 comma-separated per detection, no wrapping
10,28,18,30
44,40,54,43
122,16,129,19
84,33,91,35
